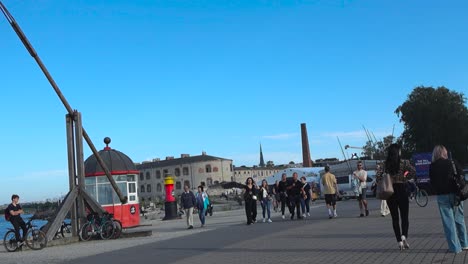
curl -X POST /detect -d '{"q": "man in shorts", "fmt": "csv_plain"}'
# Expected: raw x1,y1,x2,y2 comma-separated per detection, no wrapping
321,166,338,219
353,161,369,217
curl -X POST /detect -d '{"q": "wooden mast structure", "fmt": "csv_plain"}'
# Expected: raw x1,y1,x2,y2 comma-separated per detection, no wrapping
0,2,128,242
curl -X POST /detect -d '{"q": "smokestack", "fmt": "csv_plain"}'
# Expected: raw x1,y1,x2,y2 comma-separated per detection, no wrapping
301,123,313,167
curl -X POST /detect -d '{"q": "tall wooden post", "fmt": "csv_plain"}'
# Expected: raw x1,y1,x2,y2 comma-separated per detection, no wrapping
66,114,78,237
74,111,86,223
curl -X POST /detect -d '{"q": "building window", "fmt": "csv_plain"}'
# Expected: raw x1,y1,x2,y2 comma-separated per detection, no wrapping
200,181,206,187
206,165,212,173
230,164,233,172
163,169,168,176
213,167,219,172
157,183,162,192
184,180,190,188
140,185,145,193
147,184,152,193
183,167,189,175
146,172,151,180
176,181,182,190
175,168,181,176
139,173,144,181
156,170,161,179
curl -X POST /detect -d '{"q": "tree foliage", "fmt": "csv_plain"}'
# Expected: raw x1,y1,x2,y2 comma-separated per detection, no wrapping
362,135,396,160
395,86,468,163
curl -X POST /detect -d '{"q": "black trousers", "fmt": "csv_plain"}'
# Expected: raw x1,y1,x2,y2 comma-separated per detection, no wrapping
280,194,287,215
245,199,257,224
387,183,409,242
11,218,27,242
289,195,301,218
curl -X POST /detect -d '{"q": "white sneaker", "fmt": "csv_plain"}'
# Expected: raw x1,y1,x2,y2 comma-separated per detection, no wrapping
262,218,266,223
302,214,306,218
267,218,272,223
282,215,285,219
307,213,311,217
401,236,410,249
334,212,338,218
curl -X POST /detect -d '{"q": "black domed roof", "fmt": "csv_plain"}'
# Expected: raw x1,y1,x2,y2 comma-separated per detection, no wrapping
84,138,138,177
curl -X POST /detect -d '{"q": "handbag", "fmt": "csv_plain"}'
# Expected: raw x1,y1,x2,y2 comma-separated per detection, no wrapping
376,172,394,200
451,160,468,204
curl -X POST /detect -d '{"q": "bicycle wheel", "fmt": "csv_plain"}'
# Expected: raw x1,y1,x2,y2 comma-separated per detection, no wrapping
25,229,47,250
112,220,122,239
79,223,94,241
61,224,72,238
416,189,429,207
3,230,19,252
100,221,115,240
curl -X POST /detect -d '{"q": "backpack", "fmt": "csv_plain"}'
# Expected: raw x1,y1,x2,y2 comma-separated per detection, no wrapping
451,160,468,205
4,208,11,221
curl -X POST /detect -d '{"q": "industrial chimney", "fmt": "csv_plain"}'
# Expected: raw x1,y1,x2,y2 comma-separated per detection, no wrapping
301,123,313,167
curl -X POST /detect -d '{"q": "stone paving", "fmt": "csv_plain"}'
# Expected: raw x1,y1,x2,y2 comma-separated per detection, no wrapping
2,197,468,264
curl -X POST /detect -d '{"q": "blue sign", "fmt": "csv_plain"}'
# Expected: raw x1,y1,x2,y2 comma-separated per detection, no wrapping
412,152,432,183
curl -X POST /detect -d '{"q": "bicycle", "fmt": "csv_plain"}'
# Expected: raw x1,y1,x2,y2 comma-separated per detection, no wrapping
3,217,47,252
79,212,115,241
408,181,429,207
40,219,73,240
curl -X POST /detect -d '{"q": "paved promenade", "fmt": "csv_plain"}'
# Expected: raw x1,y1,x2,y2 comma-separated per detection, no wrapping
2,197,468,264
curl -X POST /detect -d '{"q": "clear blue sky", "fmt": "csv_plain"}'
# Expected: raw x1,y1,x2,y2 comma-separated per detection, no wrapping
0,0,467,204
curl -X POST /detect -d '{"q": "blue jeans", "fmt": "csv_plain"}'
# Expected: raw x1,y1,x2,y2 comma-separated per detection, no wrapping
198,208,206,225
437,194,468,253
301,197,310,214
261,198,271,219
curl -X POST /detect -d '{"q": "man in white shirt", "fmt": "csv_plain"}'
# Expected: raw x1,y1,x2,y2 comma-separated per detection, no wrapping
353,161,369,217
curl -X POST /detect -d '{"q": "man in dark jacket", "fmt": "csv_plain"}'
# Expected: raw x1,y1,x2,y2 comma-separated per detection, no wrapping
180,185,196,229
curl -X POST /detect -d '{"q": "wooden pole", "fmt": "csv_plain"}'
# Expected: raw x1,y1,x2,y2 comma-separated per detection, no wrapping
66,114,78,237
74,111,87,223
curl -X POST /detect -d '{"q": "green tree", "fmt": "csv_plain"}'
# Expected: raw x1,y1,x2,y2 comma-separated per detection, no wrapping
266,160,275,167
395,86,468,162
362,135,395,160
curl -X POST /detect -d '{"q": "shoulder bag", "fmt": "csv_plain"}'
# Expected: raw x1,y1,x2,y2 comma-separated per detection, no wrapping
376,172,394,200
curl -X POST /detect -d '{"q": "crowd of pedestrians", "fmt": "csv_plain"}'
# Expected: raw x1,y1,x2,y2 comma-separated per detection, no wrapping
176,143,467,255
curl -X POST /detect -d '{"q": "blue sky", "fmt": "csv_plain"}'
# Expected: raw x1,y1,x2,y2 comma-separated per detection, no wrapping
0,0,467,204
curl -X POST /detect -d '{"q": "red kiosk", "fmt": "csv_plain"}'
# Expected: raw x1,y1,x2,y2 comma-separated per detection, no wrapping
84,138,140,228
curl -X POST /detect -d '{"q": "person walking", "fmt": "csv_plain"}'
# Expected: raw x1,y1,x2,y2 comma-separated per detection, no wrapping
6,194,27,248
287,172,302,220
300,176,312,218
259,179,273,223
429,145,468,254
377,144,415,250
195,185,209,227
180,185,196,229
321,166,338,219
353,161,369,217
243,177,258,225
278,173,289,219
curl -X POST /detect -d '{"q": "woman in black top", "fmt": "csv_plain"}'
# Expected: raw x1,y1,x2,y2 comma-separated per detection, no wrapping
429,145,468,254
243,177,258,225
377,144,415,251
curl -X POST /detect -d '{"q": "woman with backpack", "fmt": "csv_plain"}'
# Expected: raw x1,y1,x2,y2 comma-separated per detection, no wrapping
429,145,468,254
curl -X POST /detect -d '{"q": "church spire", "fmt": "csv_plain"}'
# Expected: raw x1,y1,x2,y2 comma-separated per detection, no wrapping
259,143,265,167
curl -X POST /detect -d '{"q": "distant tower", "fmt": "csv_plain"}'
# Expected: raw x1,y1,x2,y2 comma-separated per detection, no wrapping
259,143,265,167
301,123,313,167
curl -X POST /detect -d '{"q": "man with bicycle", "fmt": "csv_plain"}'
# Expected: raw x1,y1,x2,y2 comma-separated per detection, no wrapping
7,194,27,246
